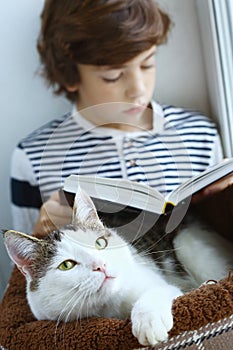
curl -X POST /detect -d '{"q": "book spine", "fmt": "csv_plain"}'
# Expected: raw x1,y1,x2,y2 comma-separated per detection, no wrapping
162,201,175,214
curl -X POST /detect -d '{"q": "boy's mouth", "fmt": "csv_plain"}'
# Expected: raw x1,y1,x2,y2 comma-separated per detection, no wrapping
123,104,146,115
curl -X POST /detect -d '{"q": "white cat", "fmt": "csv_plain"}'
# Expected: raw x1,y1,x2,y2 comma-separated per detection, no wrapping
4,188,233,346
4,188,182,347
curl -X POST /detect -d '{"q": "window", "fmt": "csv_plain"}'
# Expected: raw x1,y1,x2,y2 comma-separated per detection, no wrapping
197,0,233,156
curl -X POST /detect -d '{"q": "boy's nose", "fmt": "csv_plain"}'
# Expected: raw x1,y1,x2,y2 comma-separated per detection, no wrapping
126,72,145,100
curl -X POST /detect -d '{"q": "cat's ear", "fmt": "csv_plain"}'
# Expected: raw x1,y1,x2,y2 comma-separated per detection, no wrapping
72,187,104,228
3,230,42,278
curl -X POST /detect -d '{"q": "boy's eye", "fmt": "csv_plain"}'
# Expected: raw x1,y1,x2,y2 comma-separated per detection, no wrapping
141,56,156,70
102,75,121,83
58,260,77,271
141,64,155,70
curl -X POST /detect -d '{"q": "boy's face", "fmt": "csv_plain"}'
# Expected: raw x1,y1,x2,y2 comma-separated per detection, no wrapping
68,45,156,130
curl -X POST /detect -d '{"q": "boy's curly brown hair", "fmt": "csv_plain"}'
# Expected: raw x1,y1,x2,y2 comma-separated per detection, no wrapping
37,0,171,102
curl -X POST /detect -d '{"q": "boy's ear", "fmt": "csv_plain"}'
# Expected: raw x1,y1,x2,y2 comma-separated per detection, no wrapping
3,230,42,277
72,187,104,228
66,84,79,92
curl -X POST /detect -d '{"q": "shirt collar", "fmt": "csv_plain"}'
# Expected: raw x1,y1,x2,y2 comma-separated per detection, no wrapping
71,100,165,137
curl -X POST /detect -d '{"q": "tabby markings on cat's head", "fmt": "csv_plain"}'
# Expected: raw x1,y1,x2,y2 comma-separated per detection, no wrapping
3,187,126,291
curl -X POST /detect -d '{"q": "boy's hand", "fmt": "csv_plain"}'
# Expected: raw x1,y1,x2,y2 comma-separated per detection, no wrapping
192,172,233,203
33,191,72,238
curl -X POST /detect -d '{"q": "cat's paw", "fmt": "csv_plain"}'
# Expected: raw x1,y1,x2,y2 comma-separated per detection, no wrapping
131,287,180,346
131,306,172,346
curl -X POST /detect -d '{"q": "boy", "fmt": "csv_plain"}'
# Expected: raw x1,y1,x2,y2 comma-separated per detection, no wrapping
11,0,228,238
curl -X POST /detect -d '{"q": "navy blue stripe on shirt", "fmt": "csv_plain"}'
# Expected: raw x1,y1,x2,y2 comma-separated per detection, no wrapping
11,178,43,208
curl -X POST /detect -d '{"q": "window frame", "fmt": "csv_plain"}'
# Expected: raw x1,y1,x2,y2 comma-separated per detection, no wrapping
196,0,233,157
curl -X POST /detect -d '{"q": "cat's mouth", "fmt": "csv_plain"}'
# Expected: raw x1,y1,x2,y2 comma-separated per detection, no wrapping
97,275,116,292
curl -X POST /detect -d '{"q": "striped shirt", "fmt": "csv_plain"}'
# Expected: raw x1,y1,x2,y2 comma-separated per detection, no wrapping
11,101,223,233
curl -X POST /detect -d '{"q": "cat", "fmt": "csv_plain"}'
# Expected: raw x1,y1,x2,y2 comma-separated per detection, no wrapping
3,188,233,346
4,187,183,347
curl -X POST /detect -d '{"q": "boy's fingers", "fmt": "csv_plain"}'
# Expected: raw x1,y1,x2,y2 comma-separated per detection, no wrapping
33,192,73,237
44,199,73,218
202,173,233,196
192,173,233,203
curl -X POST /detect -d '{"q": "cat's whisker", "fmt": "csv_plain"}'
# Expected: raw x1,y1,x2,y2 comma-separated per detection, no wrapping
54,281,91,343
132,229,173,249
64,286,90,320
53,280,85,336
54,283,95,348
85,290,93,320
136,243,182,258
135,249,169,260
57,285,82,320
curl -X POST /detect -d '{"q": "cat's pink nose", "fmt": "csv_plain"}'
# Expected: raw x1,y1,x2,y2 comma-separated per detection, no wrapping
92,263,106,274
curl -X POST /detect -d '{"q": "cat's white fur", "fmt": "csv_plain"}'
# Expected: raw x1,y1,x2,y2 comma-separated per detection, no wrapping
174,218,233,285
4,188,233,346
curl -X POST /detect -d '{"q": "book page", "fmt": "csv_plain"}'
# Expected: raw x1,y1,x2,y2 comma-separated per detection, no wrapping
63,175,166,214
167,159,233,205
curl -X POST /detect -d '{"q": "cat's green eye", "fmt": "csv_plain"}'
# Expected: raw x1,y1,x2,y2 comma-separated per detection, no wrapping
95,236,108,250
58,260,76,271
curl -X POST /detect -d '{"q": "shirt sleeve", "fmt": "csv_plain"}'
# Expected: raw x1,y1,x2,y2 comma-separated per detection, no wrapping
208,132,224,166
10,146,42,234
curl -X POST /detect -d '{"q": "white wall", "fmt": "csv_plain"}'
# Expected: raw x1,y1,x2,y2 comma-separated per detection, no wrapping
0,0,71,298
0,0,209,299
156,0,210,114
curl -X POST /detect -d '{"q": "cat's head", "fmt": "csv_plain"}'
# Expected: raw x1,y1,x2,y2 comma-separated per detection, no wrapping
3,188,134,321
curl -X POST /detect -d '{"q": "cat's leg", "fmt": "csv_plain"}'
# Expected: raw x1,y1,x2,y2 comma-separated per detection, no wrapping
131,285,181,346
173,221,233,285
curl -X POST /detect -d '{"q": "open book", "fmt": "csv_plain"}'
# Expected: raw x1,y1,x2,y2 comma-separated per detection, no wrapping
63,158,233,216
